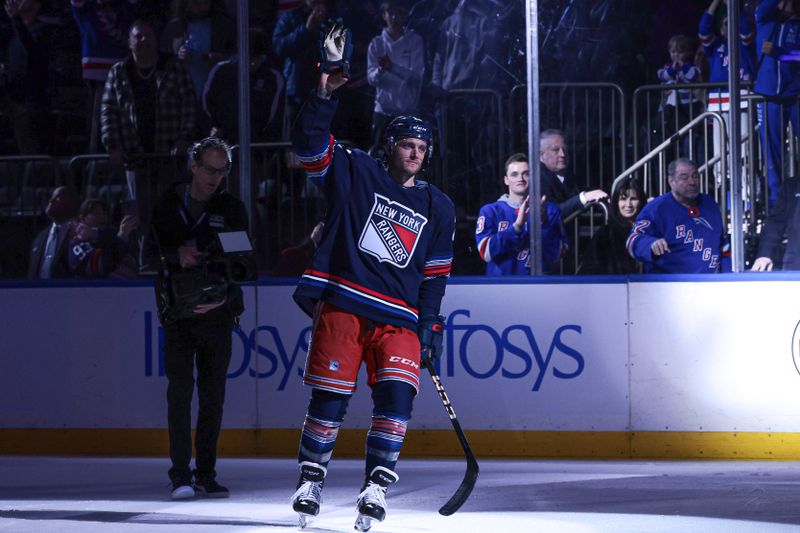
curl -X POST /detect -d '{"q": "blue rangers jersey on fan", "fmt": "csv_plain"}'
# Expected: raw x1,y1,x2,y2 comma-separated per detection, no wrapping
291,93,455,329
698,11,755,84
475,194,566,275
755,0,800,97
626,192,731,274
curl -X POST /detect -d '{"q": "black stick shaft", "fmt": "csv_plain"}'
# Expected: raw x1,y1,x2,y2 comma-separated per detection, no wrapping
423,359,479,516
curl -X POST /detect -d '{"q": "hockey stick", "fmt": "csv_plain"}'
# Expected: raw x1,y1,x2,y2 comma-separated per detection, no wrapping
423,358,479,516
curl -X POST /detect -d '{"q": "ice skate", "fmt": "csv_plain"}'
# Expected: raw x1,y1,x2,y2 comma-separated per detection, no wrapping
354,466,398,532
290,461,326,528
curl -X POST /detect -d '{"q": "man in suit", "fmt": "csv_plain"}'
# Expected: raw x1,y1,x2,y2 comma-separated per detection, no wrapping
539,128,608,218
28,186,80,279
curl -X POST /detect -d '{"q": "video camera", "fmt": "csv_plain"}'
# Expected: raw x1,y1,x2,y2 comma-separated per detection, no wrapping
157,231,257,324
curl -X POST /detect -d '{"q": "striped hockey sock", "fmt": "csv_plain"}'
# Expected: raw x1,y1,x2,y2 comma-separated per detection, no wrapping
365,413,408,474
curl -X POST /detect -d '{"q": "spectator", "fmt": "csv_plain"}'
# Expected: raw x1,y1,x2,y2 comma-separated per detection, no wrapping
273,0,330,121
752,175,800,270
160,0,235,97
755,0,800,205
101,19,196,163
581,176,647,275
366,0,424,153
202,27,285,143
68,198,139,278
2,0,54,154
656,34,704,157
330,0,380,149
475,152,566,275
627,157,731,273
71,0,138,152
699,0,756,189
28,185,80,279
539,129,608,219
101,18,196,234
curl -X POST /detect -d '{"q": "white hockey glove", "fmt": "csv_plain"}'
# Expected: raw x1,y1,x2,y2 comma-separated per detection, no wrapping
318,21,353,77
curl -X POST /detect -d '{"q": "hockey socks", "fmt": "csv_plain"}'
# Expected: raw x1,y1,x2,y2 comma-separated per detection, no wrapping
365,414,408,474
298,389,349,466
365,380,414,475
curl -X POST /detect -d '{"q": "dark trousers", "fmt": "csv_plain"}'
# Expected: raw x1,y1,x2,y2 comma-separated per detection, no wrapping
164,317,234,483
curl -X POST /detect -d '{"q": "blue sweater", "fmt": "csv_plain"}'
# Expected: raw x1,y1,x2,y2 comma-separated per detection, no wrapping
627,192,731,273
698,11,755,83
292,94,455,328
475,195,566,275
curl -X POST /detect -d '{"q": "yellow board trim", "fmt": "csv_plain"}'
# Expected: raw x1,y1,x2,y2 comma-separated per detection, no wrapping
3,429,800,459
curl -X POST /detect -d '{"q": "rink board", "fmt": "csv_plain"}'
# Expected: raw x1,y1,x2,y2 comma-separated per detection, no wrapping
3,275,800,458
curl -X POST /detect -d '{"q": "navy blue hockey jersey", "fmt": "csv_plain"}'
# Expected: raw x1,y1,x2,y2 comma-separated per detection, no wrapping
292,94,455,329
626,192,731,274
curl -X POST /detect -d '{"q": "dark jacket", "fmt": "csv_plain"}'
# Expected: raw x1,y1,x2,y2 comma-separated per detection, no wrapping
582,220,640,275
757,176,800,270
150,182,248,323
28,223,73,279
272,6,319,103
100,54,196,154
540,164,584,219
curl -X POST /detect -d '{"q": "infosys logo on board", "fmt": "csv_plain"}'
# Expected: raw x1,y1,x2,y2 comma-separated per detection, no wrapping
143,309,585,391
443,309,584,391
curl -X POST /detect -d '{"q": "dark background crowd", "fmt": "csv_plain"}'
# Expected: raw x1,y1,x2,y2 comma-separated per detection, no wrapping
0,0,786,280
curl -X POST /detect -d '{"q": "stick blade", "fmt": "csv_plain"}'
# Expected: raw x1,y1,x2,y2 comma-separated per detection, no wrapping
438,457,479,516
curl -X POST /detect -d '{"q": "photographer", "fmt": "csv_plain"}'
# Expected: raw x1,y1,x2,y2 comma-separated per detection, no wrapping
150,137,248,500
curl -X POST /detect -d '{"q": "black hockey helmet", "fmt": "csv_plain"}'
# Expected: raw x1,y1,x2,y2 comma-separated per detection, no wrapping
383,115,434,163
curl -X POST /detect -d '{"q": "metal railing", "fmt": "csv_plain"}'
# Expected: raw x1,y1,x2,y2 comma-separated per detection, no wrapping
510,82,626,192
562,200,610,274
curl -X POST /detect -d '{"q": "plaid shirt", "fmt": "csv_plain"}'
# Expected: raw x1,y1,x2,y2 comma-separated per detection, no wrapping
100,54,196,154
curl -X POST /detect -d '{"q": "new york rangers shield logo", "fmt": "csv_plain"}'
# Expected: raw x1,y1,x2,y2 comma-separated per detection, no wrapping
358,193,428,268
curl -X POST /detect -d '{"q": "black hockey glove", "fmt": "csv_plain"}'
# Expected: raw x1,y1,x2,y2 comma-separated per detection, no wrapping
417,315,445,364
318,20,353,77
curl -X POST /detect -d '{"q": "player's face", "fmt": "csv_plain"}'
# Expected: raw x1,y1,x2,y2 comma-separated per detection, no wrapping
540,135,568,174
191,148,229,198
617,188,641,219
504,161,529,197
668,163,700,202
390,137,428,177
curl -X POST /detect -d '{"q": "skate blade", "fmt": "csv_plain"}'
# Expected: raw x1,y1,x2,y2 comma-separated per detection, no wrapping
354,513,373,532
298,513,312,529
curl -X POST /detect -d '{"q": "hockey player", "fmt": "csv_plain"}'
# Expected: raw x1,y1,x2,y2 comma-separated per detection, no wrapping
475,152,566,275
626,157,731,273
288,25,456,531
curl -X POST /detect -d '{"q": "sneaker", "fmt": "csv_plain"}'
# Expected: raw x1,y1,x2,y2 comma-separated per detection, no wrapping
170,480,195,500
194,477,230,498
290,461,327,528
354,466,399,532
